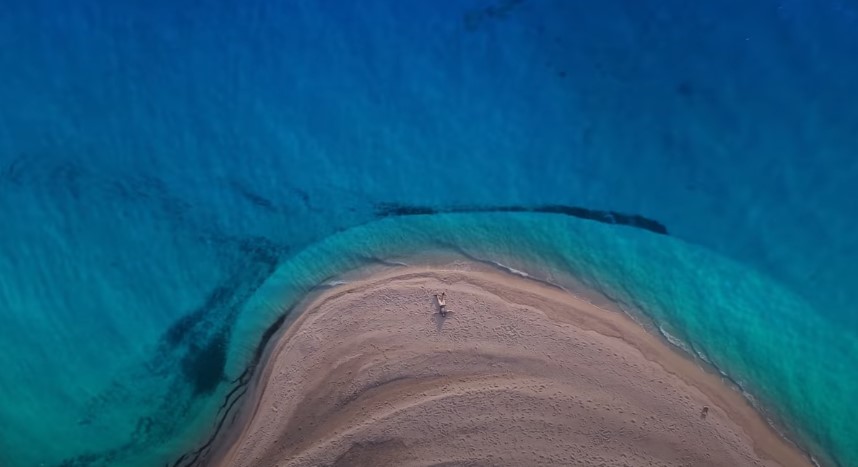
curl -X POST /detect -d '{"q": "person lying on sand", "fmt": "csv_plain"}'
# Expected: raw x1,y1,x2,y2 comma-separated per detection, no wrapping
435,292,448,317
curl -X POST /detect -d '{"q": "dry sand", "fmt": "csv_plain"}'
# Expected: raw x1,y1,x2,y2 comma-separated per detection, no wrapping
212,262,812,467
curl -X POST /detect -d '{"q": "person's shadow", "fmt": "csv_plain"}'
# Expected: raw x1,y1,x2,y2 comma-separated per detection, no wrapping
431,297,447,332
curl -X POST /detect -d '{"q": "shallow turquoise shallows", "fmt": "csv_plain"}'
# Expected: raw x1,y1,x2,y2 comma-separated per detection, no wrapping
1,1,856,466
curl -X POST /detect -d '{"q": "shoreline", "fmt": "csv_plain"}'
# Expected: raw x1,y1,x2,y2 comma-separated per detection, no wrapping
464,253,825,467
200,259,815,467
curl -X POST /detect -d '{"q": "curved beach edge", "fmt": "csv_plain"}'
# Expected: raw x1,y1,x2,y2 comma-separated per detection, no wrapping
206,260,815,467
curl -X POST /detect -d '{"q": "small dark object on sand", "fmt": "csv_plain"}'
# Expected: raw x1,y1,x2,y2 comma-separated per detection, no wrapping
701,406,709,419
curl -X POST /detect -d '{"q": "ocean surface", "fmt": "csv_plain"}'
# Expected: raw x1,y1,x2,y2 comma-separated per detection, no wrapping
1,1,856,466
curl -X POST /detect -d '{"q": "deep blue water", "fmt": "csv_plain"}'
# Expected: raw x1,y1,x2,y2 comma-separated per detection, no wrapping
1,1,857,465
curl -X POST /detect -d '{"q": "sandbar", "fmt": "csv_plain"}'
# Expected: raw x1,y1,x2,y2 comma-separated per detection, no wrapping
210,261,812,467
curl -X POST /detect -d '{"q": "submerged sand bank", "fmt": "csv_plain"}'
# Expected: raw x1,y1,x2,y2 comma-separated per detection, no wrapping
212,261,811,466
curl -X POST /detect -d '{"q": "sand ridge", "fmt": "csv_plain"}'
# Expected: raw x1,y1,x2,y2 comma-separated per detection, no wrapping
213,262,812,467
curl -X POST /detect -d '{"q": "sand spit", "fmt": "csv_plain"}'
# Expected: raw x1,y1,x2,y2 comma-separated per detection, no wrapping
212,262,811,467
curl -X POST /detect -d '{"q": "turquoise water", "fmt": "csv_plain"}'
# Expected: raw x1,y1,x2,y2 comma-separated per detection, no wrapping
0,1,856,466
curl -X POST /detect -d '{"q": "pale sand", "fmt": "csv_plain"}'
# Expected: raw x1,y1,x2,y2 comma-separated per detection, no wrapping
213,262,812,467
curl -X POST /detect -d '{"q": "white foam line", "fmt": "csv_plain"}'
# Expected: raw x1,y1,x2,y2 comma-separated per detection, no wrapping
657,325,693,354
488,259,531,278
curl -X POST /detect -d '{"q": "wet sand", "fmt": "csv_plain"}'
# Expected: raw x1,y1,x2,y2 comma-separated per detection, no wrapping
211,262,812,467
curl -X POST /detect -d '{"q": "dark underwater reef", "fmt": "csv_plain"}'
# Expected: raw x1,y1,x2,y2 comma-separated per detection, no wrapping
375,203,669,236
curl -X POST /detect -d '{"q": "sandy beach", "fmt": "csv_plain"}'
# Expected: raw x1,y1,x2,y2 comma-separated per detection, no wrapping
211,261,812,467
